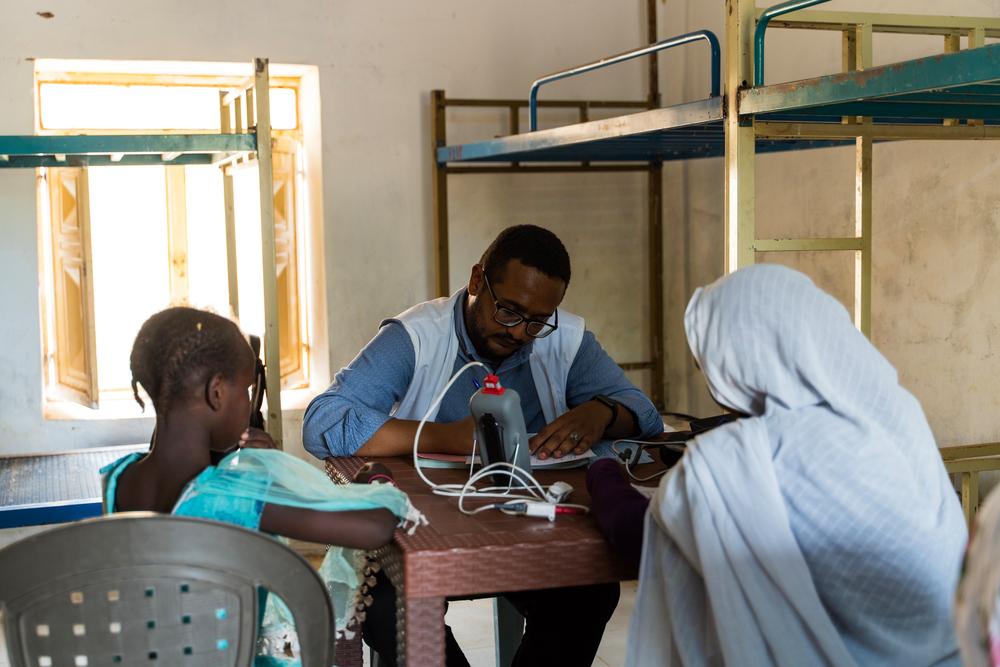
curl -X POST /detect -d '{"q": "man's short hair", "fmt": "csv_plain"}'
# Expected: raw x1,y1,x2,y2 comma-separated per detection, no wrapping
480,225,571,286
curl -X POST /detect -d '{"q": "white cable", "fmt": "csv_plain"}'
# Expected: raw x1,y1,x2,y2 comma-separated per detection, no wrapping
412,360,485,490
611,437,685,482
412,361,578,516
456,462,546,508
456,465,551,515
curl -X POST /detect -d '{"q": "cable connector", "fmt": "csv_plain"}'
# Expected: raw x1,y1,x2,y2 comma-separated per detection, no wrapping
499,501,555,521
543,481,573,504
523,502,556,521
499,500,589,521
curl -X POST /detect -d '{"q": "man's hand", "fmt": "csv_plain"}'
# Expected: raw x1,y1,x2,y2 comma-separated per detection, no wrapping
239,427,278,450
529,401,612,460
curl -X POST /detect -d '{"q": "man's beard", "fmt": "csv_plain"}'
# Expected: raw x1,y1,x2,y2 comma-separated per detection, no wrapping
468,303,521,364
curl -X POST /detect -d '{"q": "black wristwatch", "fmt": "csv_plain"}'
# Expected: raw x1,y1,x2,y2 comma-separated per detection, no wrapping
591,394,619,430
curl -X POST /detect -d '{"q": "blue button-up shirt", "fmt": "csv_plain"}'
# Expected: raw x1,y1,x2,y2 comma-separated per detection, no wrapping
303,291,662,458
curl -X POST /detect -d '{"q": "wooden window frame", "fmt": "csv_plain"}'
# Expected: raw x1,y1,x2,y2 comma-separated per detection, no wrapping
36,67,313,411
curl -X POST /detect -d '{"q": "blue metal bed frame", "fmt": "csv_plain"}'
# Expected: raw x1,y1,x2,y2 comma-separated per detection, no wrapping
437,95,852,163
745,44,1000,120
437,5,1000,166
0,133,256,168
527,30,721,132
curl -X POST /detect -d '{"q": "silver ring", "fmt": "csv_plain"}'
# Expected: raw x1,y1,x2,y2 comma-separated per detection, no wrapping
569,431,580,444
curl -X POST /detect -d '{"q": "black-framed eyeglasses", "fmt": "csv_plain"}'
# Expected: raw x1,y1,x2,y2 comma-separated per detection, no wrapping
482,271,559,338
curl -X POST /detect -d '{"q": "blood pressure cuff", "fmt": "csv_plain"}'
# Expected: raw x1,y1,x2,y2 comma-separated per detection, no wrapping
657,412,741,467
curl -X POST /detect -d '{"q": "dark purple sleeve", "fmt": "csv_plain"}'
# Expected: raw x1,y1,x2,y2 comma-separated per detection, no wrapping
586,458,650,569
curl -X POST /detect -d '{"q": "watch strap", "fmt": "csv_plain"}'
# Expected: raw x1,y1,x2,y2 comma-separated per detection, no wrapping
592,394,619,430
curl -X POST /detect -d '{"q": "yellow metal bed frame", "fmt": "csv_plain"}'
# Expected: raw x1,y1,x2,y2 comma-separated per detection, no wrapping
724,3,1000,527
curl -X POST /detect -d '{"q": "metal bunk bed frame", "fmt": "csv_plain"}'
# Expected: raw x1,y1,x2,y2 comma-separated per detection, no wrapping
727,0,1000,528
437,2,1000,526
0,57,285,448
433,0,668,409
728,0,1000,335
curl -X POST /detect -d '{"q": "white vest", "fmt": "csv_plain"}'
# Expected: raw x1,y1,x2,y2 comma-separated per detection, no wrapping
389,290,585,423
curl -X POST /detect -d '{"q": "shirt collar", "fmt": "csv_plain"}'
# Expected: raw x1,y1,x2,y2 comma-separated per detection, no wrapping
453,288,532,372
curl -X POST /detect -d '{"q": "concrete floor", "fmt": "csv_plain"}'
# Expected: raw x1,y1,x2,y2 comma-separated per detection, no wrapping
439,582,636,667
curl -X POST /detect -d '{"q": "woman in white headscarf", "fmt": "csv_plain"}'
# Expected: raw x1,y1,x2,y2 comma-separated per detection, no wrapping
955,485,1000,667
622,265,966,666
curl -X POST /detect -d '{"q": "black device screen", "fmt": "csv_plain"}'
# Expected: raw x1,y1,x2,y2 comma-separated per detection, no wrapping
478,413,509,484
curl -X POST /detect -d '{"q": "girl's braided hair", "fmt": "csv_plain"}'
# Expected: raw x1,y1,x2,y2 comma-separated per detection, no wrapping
130,307,253,413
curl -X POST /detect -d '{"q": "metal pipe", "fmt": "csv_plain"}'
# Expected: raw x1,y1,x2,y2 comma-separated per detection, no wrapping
443,98,649,109
646,0,661,108
754,0,832,86
529,30,721,131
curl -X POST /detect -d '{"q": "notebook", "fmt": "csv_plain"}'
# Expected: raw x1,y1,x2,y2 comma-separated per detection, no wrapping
417,440,595,470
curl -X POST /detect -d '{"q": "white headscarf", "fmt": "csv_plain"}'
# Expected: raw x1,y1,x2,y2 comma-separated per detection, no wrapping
627,264,966,667
955,486,1000,667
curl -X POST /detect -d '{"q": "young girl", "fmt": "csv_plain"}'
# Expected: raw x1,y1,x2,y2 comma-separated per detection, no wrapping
101,306,423,662
955,484,1000,667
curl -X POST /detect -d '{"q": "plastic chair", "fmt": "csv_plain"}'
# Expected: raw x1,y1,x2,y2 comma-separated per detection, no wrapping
0,512,334,667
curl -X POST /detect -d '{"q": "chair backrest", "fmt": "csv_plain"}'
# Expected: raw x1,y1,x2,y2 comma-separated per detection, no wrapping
0,512,334,667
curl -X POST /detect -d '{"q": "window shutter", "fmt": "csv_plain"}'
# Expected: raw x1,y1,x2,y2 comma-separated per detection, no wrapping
165,165,189,304
47,168,99,407
271,140,304,386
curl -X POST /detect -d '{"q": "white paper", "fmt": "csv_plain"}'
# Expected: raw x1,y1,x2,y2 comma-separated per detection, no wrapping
530,449,595,468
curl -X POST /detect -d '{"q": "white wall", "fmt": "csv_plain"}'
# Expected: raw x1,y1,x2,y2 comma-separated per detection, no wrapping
665,0,1000,452
0,0,657,456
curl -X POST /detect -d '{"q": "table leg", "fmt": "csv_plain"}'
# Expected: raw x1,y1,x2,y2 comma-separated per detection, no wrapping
334,635,364,667
396,594,445,667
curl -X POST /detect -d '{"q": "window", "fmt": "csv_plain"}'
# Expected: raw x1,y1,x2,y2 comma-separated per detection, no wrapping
35,61,320,411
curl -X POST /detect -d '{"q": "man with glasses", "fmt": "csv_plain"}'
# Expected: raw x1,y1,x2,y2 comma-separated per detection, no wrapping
304,225,661,667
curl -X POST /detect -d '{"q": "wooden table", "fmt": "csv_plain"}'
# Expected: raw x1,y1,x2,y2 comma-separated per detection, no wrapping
326,456,636,667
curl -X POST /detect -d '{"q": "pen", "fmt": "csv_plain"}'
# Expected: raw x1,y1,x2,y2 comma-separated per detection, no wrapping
472,376,481,390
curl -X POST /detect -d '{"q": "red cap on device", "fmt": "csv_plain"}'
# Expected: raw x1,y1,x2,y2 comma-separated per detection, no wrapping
481,374,505,395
